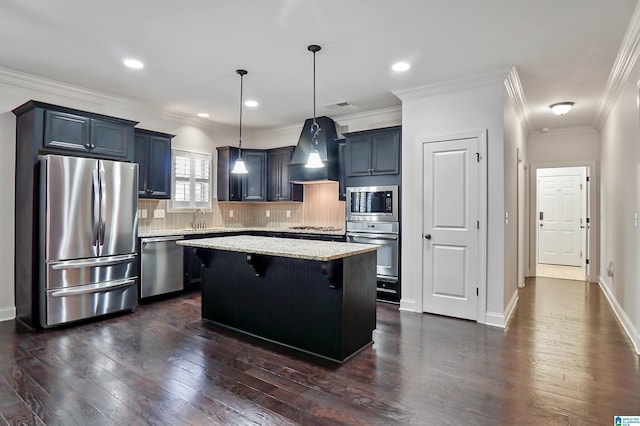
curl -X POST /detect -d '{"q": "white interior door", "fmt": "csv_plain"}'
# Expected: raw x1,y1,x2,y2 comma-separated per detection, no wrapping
422,137,478,321
537,167,585,267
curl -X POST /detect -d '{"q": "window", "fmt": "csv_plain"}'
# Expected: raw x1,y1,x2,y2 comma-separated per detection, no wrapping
171,149,212,210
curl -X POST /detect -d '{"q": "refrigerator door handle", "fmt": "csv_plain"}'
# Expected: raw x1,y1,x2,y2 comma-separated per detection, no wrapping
50,254,138,270
98,167,106,247
50,278,137,297
92,169,100,247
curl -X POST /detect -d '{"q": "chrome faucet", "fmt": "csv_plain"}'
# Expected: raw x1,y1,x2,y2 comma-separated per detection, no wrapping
192,209,207,230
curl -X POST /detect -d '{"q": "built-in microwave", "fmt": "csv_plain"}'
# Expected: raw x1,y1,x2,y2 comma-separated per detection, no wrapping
346,185,398,222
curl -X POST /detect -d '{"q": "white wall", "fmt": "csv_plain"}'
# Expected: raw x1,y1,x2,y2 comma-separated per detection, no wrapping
599,61,640,352
526,128,600,281
398,81,507,324
503,91,527,308
0,71,239,322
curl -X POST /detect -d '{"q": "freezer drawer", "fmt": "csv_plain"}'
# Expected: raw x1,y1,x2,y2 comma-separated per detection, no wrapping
45,254,138,290
141,236,184,298
43,278,137,327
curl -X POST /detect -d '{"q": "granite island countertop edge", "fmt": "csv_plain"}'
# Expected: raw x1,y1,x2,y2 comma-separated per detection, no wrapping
177,235,379,261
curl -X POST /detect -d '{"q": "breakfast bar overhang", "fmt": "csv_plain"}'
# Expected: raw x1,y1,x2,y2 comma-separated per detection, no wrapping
178,235,379,363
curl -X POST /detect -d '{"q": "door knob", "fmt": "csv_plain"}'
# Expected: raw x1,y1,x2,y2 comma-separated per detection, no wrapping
424,234,432,240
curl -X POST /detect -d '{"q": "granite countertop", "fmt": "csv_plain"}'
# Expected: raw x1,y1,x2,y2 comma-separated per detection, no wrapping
138,226,346,238
177,235,379,261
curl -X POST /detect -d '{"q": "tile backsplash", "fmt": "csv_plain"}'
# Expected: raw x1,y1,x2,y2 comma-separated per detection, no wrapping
138,181,345,232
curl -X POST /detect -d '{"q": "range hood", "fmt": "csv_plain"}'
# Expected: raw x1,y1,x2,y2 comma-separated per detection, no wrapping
288,116,339,183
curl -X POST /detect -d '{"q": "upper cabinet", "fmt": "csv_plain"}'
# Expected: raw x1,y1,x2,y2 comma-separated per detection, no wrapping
12,101,138,161
134,129,174,199
267,146,303,202
344,126,401,177
217,147,267,202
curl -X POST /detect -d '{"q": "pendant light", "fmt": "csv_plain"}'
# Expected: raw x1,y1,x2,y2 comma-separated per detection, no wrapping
305,44,324,169
231,69,249,174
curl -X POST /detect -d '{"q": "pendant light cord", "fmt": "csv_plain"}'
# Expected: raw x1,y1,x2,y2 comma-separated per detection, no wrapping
308,45,321,147
239,72,244,157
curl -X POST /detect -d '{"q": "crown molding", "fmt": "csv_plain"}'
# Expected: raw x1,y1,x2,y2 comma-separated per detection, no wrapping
331,105,401,124
392,69,511,101
0,66,131,106
503,66,532,135
594,0,640,128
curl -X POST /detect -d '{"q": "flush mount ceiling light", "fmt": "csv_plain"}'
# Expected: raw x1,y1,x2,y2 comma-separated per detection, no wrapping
549,102,574,116
123,58,144,69
244,100,259,107
392,61,410,72
197,112,210,118
231,69,249,174
305,44,324,169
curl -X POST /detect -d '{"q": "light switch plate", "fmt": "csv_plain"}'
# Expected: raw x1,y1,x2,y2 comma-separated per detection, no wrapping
153,209,165,219
286,210,291,218
266,210,270,218
139,209,147,219
229,210,234,218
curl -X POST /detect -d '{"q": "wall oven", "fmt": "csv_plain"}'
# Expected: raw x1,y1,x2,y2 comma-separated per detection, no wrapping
346,186,400,301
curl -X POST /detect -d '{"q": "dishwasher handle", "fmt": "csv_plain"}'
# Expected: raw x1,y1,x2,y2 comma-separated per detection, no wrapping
141,236,185,245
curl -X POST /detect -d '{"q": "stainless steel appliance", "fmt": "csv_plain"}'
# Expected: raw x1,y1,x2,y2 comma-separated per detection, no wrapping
346,185,398,222
346,185,400,301
40,154,138,328
140,236,184,298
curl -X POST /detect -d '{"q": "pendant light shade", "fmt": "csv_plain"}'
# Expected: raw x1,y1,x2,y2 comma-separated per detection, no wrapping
305,44,325,169
231,69,249,174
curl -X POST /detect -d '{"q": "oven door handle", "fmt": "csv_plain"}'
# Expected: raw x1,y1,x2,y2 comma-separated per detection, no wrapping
347,232,398,240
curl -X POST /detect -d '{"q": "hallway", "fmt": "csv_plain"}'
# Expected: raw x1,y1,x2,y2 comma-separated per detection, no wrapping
0,277,638,425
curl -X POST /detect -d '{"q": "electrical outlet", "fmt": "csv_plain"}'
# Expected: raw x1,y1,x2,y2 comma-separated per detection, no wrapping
286,210,291,218
229,210,234,218
139,209,147,219
153,209,165,219
266,210,270,218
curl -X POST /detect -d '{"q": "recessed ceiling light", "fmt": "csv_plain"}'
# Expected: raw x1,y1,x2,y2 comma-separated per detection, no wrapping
123,58,144,69
197,113,210,118
549,102,574,115
392,62,410,72
244,100,259,107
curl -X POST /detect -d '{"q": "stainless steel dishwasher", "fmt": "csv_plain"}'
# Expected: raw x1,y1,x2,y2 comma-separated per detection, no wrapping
140,236,184,298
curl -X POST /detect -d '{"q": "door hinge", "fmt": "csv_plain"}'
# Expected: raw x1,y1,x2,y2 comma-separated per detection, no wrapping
476,287,479,296
476,220,480,229
580,251,582,258
586,217,590,224
580,183,583,190
586,176,590,182
475,152,480,162
586,259,590,265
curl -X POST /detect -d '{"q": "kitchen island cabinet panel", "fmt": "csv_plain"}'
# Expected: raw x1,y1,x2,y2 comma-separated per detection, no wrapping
197,248,376,362
180,236,377,362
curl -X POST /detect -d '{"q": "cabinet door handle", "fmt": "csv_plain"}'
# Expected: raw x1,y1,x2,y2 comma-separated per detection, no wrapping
90,143,96,149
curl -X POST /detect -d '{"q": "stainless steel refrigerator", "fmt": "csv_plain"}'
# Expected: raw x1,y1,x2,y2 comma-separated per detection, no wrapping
40,154,139,328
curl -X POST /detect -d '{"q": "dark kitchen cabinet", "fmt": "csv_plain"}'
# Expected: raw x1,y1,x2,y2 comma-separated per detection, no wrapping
134,129,174,199
217,147,267,201
41,106,136,160
184,246,202,288
267,146,303,201
337,139,346,201
345,126,401,177
242,150,268,201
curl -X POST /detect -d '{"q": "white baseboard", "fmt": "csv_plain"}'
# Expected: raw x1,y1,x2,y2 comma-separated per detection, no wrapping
485,290,519,328
399,298,419,312
0,306,16,323
598,278,640,355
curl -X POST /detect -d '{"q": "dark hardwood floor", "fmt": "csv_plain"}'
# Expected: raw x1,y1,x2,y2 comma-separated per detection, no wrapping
1,277,639,425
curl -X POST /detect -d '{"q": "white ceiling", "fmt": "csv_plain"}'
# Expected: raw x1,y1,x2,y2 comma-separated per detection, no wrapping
1,0,636,132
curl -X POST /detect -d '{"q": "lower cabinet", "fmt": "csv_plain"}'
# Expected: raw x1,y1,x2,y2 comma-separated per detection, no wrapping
184,246,202,288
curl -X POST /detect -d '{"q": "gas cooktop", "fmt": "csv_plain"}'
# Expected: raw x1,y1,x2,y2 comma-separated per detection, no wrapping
288,226,341,232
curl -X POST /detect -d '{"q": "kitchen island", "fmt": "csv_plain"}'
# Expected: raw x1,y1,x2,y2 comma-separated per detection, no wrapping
178,235,379,363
